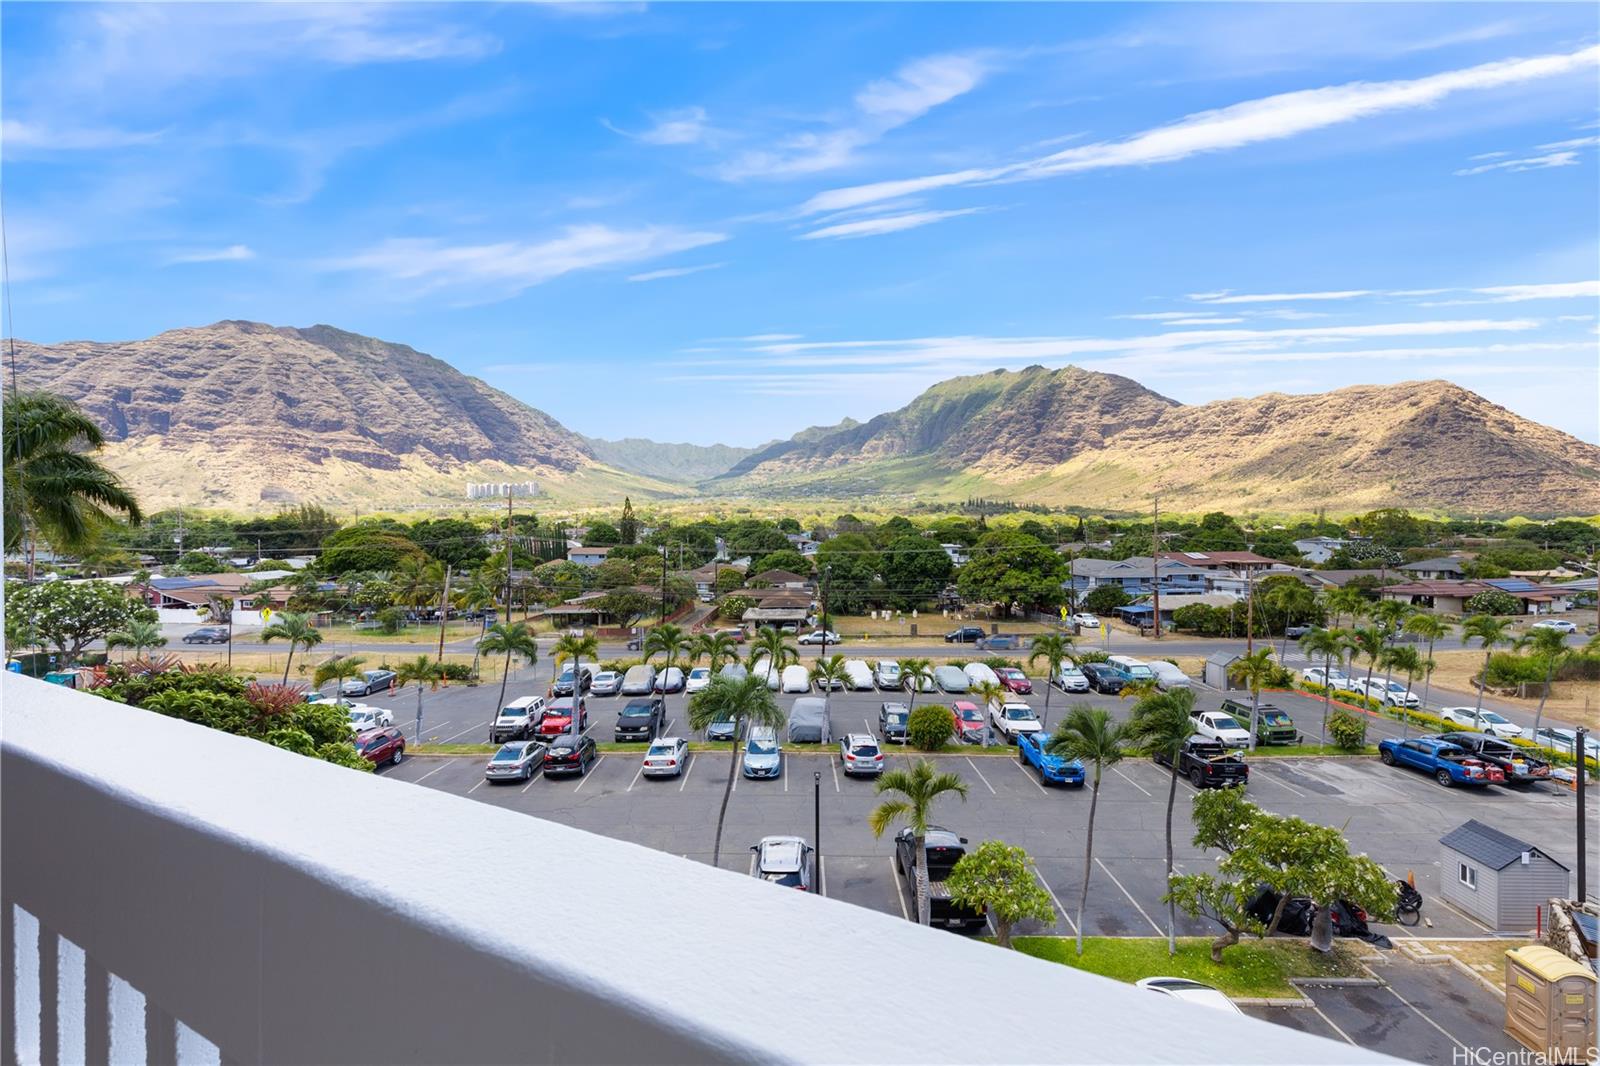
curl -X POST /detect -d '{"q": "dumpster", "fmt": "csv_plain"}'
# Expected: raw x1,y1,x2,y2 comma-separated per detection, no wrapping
1503,944,1597,1060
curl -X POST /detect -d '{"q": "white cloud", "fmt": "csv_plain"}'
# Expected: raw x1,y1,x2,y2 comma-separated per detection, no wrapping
1455,150,1578,176
1538,135,1600,151
627,261,726,282
1471,280,1600,302
1186,280,1599,307
854,54,987,125
1189,289,1374,304
799,207,984,241
166,244,256,265
326,224,728,297
800,43,1600,215
740,334,803,342
1,118,163,152
606,106,713,146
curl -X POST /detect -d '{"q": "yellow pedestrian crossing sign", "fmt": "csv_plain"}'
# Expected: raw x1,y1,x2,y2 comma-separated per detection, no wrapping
260,608,274,624
1059,606,1068,621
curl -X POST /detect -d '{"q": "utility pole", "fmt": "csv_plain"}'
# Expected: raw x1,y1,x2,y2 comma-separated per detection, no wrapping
814,770,822,890
819,566,832,660
660,552,668,626
435,563,453,664
1577,725,1588,904
1151,496,1162,640
1245,566,1256,655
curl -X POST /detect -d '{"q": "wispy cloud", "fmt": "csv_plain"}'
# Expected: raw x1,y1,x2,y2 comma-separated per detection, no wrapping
1455,151,1578,176
1187,280,1600,306
1459,280,1600,302
627,261,726,282
0,118,163,152
165,244,256,265
799,207,985,241
800,44,1600,215
1189,289,1374,304
604,106,714,146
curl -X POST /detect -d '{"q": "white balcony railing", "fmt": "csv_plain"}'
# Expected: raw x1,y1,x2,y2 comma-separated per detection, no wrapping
2,674,1388,1065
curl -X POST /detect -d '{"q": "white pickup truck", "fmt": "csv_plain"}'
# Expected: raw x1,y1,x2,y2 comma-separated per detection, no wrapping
1189,709,1251,748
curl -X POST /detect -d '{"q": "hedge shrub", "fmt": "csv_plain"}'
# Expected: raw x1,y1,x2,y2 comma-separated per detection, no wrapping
908,703,955,750
1327,709,1367,751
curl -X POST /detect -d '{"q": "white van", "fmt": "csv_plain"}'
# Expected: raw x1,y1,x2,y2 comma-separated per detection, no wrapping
843,659,874,691
963,662,1001,690
781,664,812,694
621,664,658,696
1106,655,1156,685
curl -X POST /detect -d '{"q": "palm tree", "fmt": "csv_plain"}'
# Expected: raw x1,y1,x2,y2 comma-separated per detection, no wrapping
747,626,799,680
810,653,848,722
483,622,541,728
1299,627,1348,746
395,655,443,742
900,658,933,714
550,631,598,728
453,570,500,677
869,759,969,926
971,679,1006,747
1380,646,1425,732
687,674,789,867
313,654,367,705
106,619,166,662
1227,647,1277,750
392,558,445,618
259,611,323,684
1128,688,1197,956
1269,581,1318,659
643,622,692,715
1349,625,1386,698
1028,631,1074,730
1047,706,1131,955
1402,615,1449,721
1460,615,1512,716
1517,626,1571,740
692,631,741,687
2,391,143,569
1325,587,1368,631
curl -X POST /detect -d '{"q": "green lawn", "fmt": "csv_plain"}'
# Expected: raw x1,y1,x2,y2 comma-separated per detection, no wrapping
1250,744,1377,758
1011,936,1365,999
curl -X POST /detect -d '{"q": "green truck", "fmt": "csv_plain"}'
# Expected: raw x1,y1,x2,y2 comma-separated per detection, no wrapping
1221,698,1299,746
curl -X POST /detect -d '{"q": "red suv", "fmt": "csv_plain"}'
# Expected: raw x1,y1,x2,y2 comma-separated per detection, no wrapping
536,697,589,740
355,727,405,766
996,667,1033,695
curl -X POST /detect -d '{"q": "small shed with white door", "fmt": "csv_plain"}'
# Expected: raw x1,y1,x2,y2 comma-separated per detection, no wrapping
1438,820,1571,933
1202,652,1245,691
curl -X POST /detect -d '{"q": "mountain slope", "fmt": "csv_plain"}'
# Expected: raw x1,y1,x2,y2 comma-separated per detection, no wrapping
11,321,683,510
581,436,755,483
713,367,1600,515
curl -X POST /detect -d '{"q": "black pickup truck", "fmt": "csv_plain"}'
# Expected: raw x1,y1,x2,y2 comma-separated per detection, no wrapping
1438,732,1551,785
893,827,987,931
1156,736,1250,789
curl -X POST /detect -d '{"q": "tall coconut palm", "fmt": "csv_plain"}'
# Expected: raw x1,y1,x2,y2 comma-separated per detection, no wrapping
1348,625,1386,699
313,654,367,705
392,558,445,617
692,631,741,686
1028,631,1074,730
550,631,596,732
106,619,166,662
971,679,1006,747
868,759,969,926
395,655,443,742
643,622,692,714
1402,614,1449,725
1325,587,1368,631
259,612,323,684
1128,688,1197,956
1047,705,1130,955
747,626,799,672
900,658,933,714
1517,626,1571,740
1226,647,1277,750
1300,627,1349,746
1379,646,1425,732
810,653,848,721
453,569,500,677
2,391,143,568
1269,581,1318,659
1460,614,1512,715
687,674,789,867
483,622,541,729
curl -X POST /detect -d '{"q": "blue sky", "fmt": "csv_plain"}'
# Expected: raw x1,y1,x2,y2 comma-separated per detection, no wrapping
4,2,1598,447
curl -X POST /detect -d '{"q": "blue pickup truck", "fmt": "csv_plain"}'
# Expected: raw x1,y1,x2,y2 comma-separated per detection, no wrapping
1017,731,1085,787
1378,736,1507,788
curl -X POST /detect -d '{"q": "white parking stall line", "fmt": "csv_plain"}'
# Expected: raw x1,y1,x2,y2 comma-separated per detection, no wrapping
891,858,910,921
864,718,872,735
1110,766,1152,797
678,754,696,791
1383,985,1468,1052
1311,1005,1358,1046
748,853,757,877
573,756,605,792
467,779,485,795
660,719,674,735
818,856,826,898
439,721,491,744
830,757,840,793
1093,857,1164,936
1034,869,1077,934
413,762,451,784
626,761,645,792
731,766,739,792
1255,768,1307,798
1010,758,1048,795
964,758,997,795
519,770,541,794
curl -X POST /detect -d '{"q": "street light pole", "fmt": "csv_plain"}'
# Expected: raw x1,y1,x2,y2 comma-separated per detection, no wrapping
1577,727,1588,904
813,770,822,890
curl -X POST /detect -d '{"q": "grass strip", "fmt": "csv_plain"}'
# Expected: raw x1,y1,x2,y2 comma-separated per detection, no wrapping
1011,936,1364,999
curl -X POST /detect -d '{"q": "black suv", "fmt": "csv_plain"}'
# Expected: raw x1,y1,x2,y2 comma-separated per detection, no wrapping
1080,662,1124,694
552,666,593,697
182,626,230,645
945,626,986,644
543,733,598,776
615,697,665,742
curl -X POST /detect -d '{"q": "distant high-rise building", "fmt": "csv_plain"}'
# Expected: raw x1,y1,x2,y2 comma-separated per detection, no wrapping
466,481,539,499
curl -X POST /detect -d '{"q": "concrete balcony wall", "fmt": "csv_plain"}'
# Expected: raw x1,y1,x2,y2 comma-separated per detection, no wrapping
2,674,1386,1065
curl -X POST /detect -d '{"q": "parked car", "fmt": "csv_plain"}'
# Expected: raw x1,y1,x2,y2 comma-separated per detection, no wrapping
994,667,1032,695
944,626,986,644
1531,727,1600,760
1189,708,1251,748
614,697,664,742
991,701,1042,743
780,664,811,694
1438,732,1551,784
341,669,397,697
1147,660,1191,690
182,626,230,645
705,715,738,743
553,664,595,697
346,705,393,732
490,695,547,742
715,627,747,644
839,734,885,776
542,733,598,776
641,737,689,778
1156,736,1249,789
536,697,589,740
879,702,910,743
981,634,1022,651
589,670,625,697
1106,656,1157,687
485,740,546,782
742,726,783,779
1439,707,1524,738
1301,666,1351,688
1080,662,1124,694
1358,677,1420,708
797,630,840,646
751,835,813,891
1055,663,1090,693
893,827,985,930
1283,625,1314,640
963,662,1001,690
1135,978,1242,1015
950,701,985,744
906,668,938,693
933,665,969,693
1017,730,1083,786
1378,736,1506,787
874,660,902,690
1219,698,1296,746
1531,619,1577,634
619,664,657,696
653,667,685,694
1070,613,1100,630
684,666,712,694
719,662,748,684
842,659,875,691
354,727,405,766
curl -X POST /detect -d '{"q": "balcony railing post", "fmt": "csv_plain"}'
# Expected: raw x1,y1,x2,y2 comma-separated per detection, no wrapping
38,921,59,1066
2,896,16,1066
84,956,110,1066
145,997,177,1065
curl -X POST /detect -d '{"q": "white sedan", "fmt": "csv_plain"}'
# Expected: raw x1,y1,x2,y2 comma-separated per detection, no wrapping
1530,619,1576,634
1301,666,1351,688
1359,678,1420,708
346,704,394,731
1439,706,1524,738
685,667,713,694
1071,613,1100,629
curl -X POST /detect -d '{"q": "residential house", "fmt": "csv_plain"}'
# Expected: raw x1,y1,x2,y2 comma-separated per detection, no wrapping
1399,556,1467,581
685,561,746,599
1068,557,1211,597
1378,578,1574,616
1298,569,1389,589
749,569,812,590
1158,550,1280,574
1113,591,1240,628
784,533,820,557
1293,537,1346,564
1438,820,1570,934
567,546,611,567
940,543,970,566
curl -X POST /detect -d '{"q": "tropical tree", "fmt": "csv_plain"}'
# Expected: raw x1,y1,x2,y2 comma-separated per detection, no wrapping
970,678,1006,742
945,841,1054,949
1460,614,1513,715
483,622,541,726
392,558,446,616
1269,581,1318,659
1348,625,1386,697
644,622,692,713
900,658,933,714
747,625,799,674
312,654,367,704
692,631,741,687
106,619,166,661
810,653,848,721
1046,706,1131,954
869,759,970,926
395,654,444,741
1027,631,1074,730
1380,646,1426,734
453,569,500,676
1325,587,1368,630
687,674,788,867
1299,627,1349,746
259,611,323,684
2,391,143,566
1128,687,1198,956
1402,614,1449,726
1226,648,1277,750
1518,626,1572,740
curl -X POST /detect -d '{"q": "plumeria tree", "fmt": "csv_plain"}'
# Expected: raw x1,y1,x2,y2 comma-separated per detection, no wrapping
945,841,1054,948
